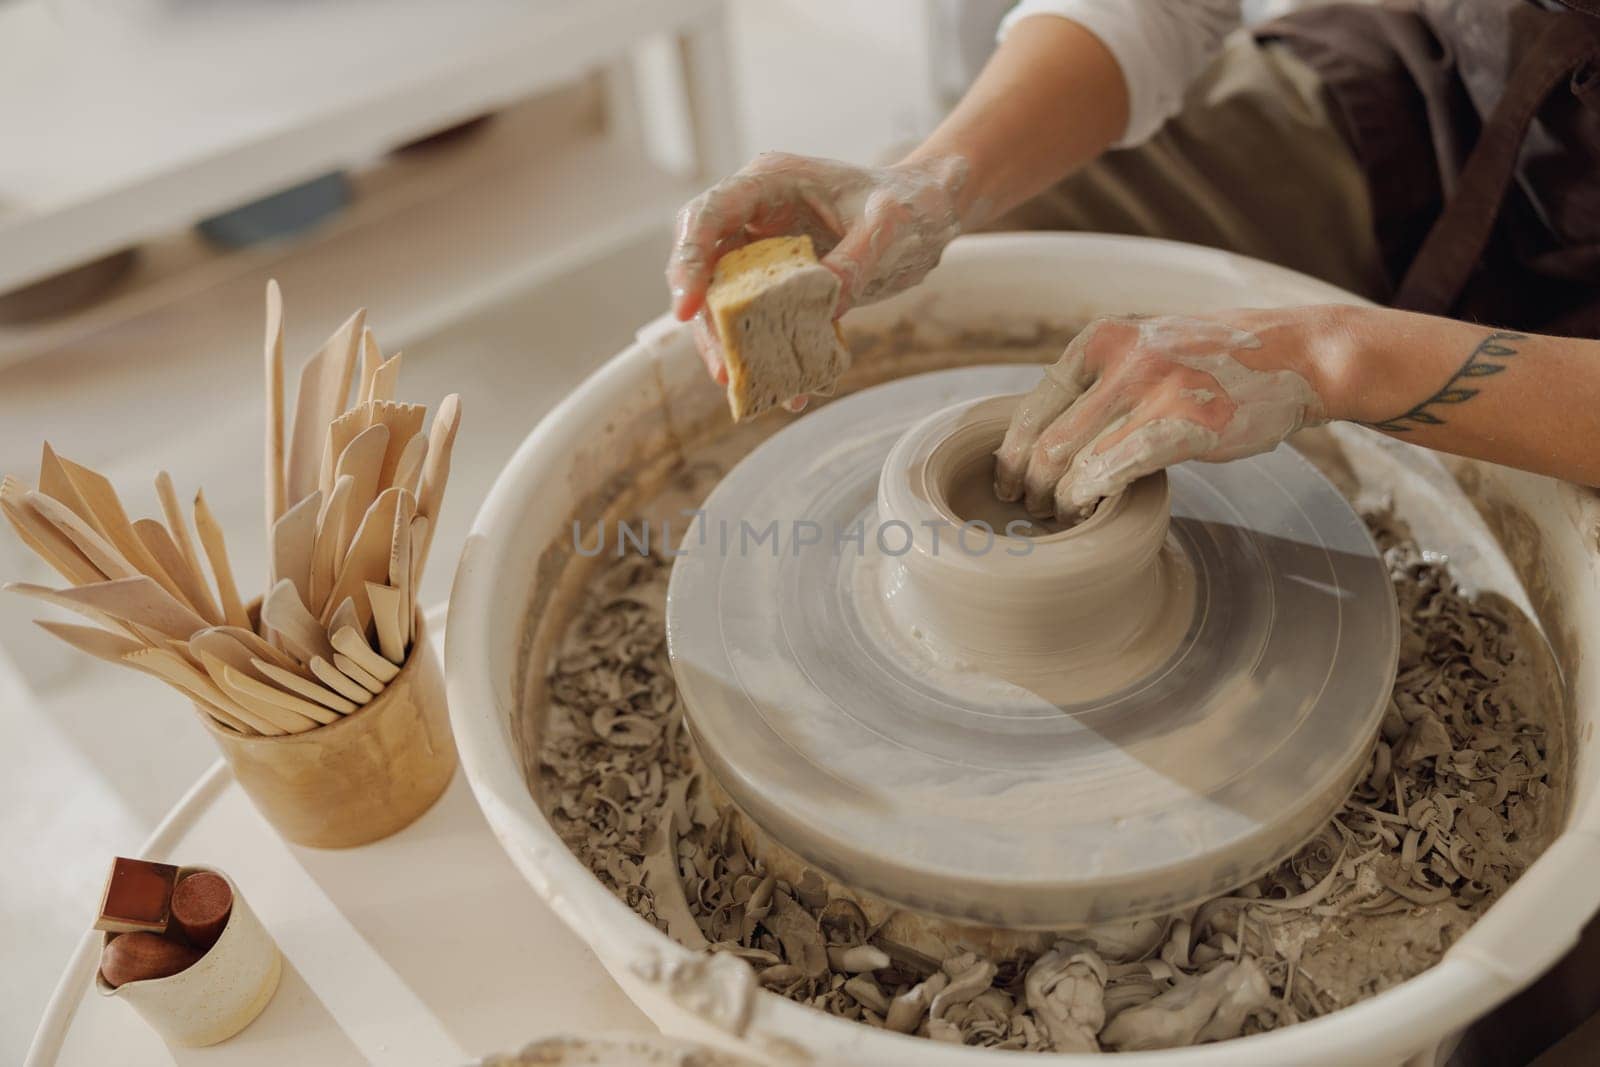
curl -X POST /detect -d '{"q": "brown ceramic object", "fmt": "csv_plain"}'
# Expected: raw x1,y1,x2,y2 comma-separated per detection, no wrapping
171,871,233,950
100,932,201,988
95,857,179,935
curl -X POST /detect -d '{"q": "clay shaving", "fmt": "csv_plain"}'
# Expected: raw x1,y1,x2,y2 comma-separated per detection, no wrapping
538,492,1560,1053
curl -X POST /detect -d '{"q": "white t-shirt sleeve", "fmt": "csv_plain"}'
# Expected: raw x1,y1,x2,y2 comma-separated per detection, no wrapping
998,0,1243,148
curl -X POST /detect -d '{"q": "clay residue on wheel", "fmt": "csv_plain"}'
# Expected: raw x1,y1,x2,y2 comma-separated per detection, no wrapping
529,327,1565,1053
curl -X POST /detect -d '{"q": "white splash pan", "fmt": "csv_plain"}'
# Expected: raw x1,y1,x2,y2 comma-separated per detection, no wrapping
446,233,1600,1065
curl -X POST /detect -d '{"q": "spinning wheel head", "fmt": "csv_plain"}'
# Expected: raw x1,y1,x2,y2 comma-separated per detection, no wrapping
667,367,1398,928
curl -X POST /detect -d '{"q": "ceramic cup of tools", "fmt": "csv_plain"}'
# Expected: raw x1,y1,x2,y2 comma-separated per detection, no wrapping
2,283,463,849
96,866,281,1046
203,608,456,847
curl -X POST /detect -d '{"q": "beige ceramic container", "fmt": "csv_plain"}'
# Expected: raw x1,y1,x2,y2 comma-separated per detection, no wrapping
95,866,280,1046
203,613,457,848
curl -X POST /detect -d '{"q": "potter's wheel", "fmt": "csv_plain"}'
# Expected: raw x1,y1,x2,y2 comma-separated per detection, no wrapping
666,367,1399,928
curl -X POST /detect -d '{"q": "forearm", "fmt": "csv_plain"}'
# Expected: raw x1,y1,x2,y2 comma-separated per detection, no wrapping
900,16,1129,230
1318,306,1600,486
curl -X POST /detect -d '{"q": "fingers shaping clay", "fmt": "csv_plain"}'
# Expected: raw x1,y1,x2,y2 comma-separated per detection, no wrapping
705,236,851,421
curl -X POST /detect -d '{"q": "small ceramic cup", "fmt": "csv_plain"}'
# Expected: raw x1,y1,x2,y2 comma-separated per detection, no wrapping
200,611,457,848
95,866,281,1047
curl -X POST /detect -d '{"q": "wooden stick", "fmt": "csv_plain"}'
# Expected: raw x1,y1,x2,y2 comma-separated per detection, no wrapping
333,423,389,559
133,519,223,626
310,656,373,704
33,619,148,663
365,582,406,665
262,578,336,664
368,401,426,492
265,279,287,542
190,628,272,685
270,489,320,611
40,448,171,585
391,507,414,649
331,625,400,683
331,652,385,694
323,487,406,630
196,651,318,733
390,433,427,499
25,491,140,580
193,489,250,630
319,406,368,501
357,328,383,408
369,353,403,404
327,596,360,640
124,647,261,735
1,478,102,584
309,474,353,615
407,515,428,640
9,582,144,641
415,393,461,575
219,663,339,726
154,472,219,616
286,307,365,507
23,576,207,640
213,624,303,675
251,659,358,714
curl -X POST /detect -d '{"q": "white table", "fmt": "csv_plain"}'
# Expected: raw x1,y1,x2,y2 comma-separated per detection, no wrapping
28,736,653,1065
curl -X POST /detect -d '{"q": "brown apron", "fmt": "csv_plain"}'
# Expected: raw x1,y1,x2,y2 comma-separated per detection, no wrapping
1259,0,1600,335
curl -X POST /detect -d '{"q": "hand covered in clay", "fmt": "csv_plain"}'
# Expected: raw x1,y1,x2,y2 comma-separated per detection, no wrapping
995,312,1333,521
666,152,966,389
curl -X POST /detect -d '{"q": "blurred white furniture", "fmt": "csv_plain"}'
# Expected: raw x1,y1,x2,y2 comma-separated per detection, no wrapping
0,0,736,362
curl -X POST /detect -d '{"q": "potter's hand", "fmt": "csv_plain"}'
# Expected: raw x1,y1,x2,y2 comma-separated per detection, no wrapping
666,152,966,385
994,312,1331,521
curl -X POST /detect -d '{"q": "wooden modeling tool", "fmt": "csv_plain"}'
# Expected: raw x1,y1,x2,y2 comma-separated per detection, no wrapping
286,308,364,507
40,448,172,586
265,279,286,538
155,472,223,623
327,596,360,641
414,393,460,573
369,353,403,404
251,659,359,714
219,663,339,726
390,433,427,499
197,650,319,733
270,490,320,610
331,652,385,694
38,576,208,641
391,508,414,648
366,582,406,664
309,656,374,704
193,490,250,629
309,475,352,613
261,578,337,665
33,619,146,664
1,480,103,585
367,401,426,491
356,328,383,406
124,648,260,734
133,518,222,626
25,490,140,581
323,487,406,629
331,625,400,683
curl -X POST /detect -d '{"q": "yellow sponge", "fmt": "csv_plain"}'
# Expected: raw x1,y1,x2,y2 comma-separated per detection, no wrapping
706,235,852,421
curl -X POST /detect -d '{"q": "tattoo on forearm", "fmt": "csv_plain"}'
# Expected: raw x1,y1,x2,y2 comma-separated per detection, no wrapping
1366,330,1525,433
